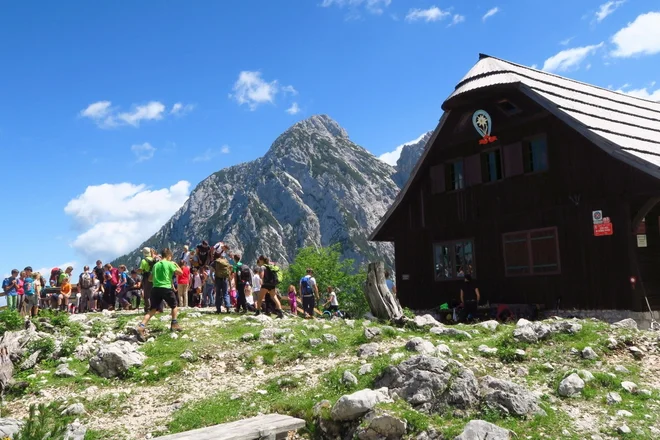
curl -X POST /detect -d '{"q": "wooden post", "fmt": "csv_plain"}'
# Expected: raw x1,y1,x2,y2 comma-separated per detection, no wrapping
365,262,403,321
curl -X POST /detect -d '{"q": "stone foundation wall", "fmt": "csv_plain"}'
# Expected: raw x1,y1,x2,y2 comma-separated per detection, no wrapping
542,309,658,330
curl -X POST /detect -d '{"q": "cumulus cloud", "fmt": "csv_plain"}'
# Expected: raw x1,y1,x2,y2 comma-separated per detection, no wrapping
321,0,391,16
80,100,170,128
192,145,231,163
170,102,195,116
611,11,660,58
405,6,450,23
230,71,279,110
379,132,429,166
595,1,625,23
131,142,156,162
617,86,660,101
449,14,466,26
286,102,301,115
482,7,499,22
64,181,191,261
281,85,298,95
542,42,604,72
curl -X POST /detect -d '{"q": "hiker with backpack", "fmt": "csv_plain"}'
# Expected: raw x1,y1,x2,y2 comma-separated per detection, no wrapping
79,266,95,313
2,270,19,311
136,247,184,341
102,264,119,310
196,241,213,269
138,247,162,314
232,254,252,313
300,268,319,319
254,255,284,319
213,251,232,314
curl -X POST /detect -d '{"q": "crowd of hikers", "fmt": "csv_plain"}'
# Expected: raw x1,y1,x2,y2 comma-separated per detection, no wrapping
2,241,341,340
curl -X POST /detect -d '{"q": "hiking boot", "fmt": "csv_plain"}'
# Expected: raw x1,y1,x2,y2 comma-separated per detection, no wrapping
136,325,147,342
254,310,261,316
170,321,183,332
275,309,284,319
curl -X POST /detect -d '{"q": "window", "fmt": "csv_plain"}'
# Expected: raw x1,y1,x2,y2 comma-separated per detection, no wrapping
447,160,464,190
497,99,521,116
481,149,503,182
434,239,475,280
523,136,548,173
503,227,560,277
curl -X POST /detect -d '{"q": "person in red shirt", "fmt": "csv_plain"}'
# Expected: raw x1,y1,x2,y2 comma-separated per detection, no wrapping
176,261,190,308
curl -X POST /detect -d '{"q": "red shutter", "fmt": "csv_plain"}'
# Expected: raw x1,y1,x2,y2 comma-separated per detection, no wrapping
502,142,524,177
464,154,482,186
430,165,445,194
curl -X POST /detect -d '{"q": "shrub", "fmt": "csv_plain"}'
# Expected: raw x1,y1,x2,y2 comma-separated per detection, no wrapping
58,337,80,358
0,310,23,335
50,312,69,328
89,320,108,338
27,337,56,360
13,403,68,440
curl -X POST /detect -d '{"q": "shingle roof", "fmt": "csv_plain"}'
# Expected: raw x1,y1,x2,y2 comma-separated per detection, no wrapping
447,54,660,172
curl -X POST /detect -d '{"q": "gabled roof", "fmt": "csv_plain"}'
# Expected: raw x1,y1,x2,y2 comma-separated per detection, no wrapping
370,54,660,241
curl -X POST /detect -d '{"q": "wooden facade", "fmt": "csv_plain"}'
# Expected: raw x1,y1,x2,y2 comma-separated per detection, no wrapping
371,56,660,312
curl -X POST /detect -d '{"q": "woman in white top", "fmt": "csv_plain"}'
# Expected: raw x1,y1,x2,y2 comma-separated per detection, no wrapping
252,267,262,305
323,286,339,313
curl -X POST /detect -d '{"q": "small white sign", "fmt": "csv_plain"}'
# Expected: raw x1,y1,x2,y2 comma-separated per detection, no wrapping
402,274,410,281
637,235,648,248
592,210,603,224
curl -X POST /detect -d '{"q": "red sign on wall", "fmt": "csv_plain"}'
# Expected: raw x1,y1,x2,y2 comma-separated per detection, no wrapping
594,223,614,236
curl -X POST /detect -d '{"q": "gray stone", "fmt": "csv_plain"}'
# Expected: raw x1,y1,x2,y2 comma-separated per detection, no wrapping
309,338,323,348
62,403,85,416
542,362,554,372
358,364,373,375
478,345,497,355
0,419,23,438
358,343,380,359
628,346,644,359
20,350,41,370
163,360,173,367
245,314,273,324
606,392,622,405
614,365,630,374
616,410,632,417
621,381,638,393
581,347,598,360
454,420,511,440
375,355,480,413
429,326,472,339
241,333,255,342
65,419,87,440
578,370,595,383
513,319,582,343
55,363,77,378
342,370,358,386
436,344,452,357
477,320,499,332
512,325,538,343
364,327,383,340
259,327,290,341
557,373,584,397
612,318,638,330
607,337,619,349
331,388,392,421
413,314,442,328
406,337,436,355
89,341,145,378
180,350,194,361
514,349,526,357
323,334,338,344
480,376,545,417
357,411,407,440
617,425,631,434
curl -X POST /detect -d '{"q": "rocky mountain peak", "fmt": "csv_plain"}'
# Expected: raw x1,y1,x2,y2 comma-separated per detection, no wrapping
291,114,349,140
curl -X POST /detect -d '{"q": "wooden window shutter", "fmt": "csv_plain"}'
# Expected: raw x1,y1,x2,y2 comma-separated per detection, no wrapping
502,142,524,177
430,165,445,194
464,154,482,187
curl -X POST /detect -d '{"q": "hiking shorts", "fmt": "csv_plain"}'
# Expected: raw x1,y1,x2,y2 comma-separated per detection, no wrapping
150,287,178,310
261,284,277,291
24,294,38,308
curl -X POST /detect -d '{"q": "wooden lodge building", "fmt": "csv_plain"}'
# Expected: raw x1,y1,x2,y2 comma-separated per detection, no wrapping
371,54,660,313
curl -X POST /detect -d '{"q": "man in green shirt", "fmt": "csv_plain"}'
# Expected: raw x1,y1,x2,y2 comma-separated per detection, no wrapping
136,248,183,341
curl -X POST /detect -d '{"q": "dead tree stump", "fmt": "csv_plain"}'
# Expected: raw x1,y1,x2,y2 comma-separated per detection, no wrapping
365,262,403,321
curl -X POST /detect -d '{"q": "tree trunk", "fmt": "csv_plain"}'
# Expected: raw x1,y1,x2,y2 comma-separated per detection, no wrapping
365,262,403,320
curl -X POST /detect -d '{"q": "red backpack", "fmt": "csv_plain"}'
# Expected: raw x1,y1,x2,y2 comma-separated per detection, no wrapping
50,268,62,287
110,268,120,285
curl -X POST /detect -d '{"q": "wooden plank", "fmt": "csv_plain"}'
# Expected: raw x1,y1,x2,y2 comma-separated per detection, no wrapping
155,414,306,440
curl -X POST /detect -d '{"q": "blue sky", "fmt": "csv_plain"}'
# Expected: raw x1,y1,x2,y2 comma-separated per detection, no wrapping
1,0,659,277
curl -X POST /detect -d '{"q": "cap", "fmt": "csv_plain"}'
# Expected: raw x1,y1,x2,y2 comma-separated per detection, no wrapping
142,247,151,256
24,266,32,272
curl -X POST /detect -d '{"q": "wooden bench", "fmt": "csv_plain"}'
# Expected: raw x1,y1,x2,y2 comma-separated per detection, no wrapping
156,414,306,440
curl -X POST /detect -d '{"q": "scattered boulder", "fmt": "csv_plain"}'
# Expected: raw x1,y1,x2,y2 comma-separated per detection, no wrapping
364,327,383,340
259,327,290,341
478,345,497,355
331,388,392,421
241,333,255,342
478,320,499,332
20,350,41,370
62,403,85,416
614,365,630,374
577,370,595,383
455,420,512,440
405,337,436,355
606,392,622,405
541,363,554,372
180,350,194,361
0,328,42,362
413,314,442,329
628,346,644,360
55,363,77,378
323,334,338,344
375,355,480,413
557,373,584,397
358,343,380,359
616,410,632,417
309,338,323,348
581,347,598,360
612,318,637,330
0,419,23,438
436,344,452,357
513,319,581,343
342,371,358,386
607,337,619,350
621,381,638,393
617,425,631,434
89,341,145,378
246,314,273,324
430,326,472,339
358,364,373,376
65,419,87,440
480,376,545,417
356,411,407,440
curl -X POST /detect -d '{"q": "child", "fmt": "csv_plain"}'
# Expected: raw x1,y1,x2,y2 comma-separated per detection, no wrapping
323,286,340,315
229,277,237,308
244,283,255,312
60,279,72,312
287,285,298,315
191,267,202,308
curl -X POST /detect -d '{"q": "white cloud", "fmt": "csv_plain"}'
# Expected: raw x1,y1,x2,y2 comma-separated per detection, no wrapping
617,86,660,101
230,71,279,110
449,14,466,26
379,132,429,166
192,145,231,163
321,0,391,15
542,42,604,72
286,102,301,115
611,12,660,58
281,85,298,95
482,7,499,22
405,6,450,23
64,181,191,261
131,142,156,162
560,36,574,46
595,1,626,23
170,102,195,116
80,100,168,128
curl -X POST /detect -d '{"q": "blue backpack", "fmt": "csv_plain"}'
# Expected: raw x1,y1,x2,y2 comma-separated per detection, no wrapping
300,276,314,296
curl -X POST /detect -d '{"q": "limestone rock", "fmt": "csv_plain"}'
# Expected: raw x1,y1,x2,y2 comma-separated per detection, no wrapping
357,411,407,440
581,347,598,360
180,350,194,361
342,371,358,386
617,425,631,434
259,327,290,341
413,315,442,329
65,419,87,440
331,388,392,421
358,343,380,359
89,341,145,378
617,410,632,417
358,364,373,376
557,373,584,397
455,420,512,440
478,320,499,332
612,318,637,330
323,334,338,344
621,381,638,393
430,326,472,339
614,365,630,374
364,327,382,340
480,376,545,417
0,419,23,438
309,338,323,348
405,337,436,355
628,346,644,359
478,345,497,355
20,350,41,370
55,363,77,378
62,403,85,416
436,344,452,357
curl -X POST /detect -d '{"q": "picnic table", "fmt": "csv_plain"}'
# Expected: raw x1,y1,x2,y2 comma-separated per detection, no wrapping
155,414,306,440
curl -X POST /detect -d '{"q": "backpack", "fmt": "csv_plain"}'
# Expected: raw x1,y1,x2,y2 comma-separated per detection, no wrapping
80,272,93,289
110,268,119,285
263,264,281,286
214,258,231,279
239,265,252,283
126,275,136,290
2,278,12,293
50,268,62,287
300,275,314,296
141,257,156,275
